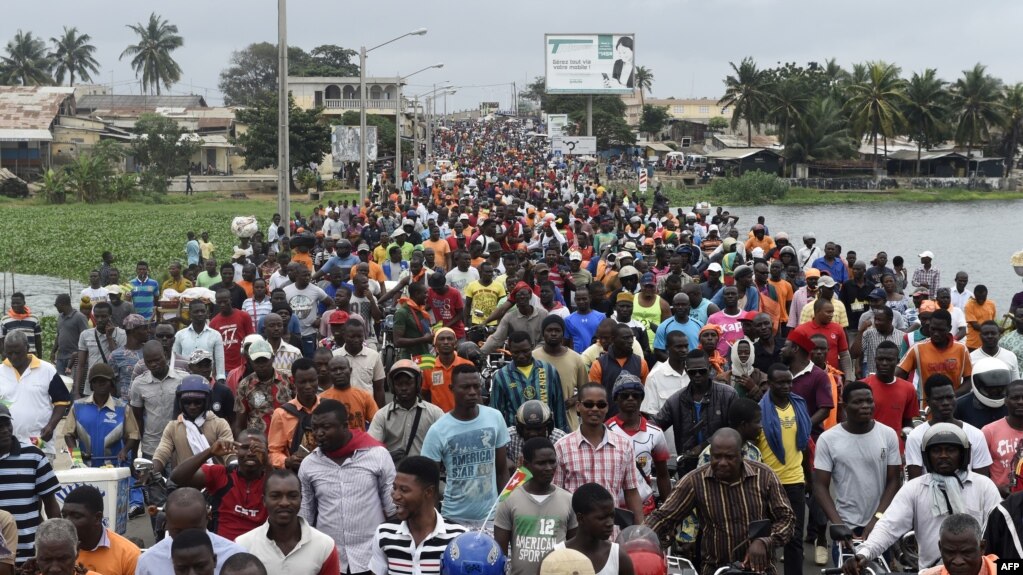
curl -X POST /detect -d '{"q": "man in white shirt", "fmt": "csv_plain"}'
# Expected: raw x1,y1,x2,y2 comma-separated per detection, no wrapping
136,488,243,575
797,233,823,272
970,322,1021,380
844,422,1000,573
641,330,689,457
905,375,993,479
950,272,974,310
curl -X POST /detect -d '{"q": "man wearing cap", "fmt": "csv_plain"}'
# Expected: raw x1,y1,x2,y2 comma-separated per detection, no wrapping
235,340,293,435
106,283,136,329
0,403,61,565
606,265,640,312
153,374,235,475
798,233,822,272
369,360,443,462
185,348,236,425
388,227,415,261
798,274,850,328
913,250,941,299
65,362,144,512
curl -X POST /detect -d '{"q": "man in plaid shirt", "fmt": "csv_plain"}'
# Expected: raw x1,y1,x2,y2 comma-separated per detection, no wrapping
553,382,646,524
912,251,941,298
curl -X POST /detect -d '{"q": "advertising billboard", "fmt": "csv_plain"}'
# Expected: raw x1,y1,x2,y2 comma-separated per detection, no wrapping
547,114,569,138
331,126,378,163
544,33,635,95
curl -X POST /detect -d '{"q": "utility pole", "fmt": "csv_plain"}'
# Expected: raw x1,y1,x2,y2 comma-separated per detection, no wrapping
358,46,368,205
277,0,290,229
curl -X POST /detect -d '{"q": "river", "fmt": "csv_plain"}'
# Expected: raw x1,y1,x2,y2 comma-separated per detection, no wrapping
0,273,85,319
678,200,1023,311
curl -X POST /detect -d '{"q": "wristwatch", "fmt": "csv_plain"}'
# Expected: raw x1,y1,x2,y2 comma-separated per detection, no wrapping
874,511,884,520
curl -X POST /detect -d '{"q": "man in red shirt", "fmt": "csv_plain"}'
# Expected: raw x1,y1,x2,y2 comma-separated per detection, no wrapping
210,289,254,373
426,272,465,340
791,298,853,378
862,340,919,452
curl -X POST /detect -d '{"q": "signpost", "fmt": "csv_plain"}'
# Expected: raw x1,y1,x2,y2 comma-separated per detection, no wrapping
638,170,648,192
551,136,597,155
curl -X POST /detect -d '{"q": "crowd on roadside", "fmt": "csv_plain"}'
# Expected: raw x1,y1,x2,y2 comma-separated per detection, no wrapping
1,116,1023,575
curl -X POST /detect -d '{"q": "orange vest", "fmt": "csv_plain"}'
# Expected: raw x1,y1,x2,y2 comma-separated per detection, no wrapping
758,285,782,334
821,365,844,430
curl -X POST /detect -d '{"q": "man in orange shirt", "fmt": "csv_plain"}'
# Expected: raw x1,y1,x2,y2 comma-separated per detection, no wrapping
964,285,996,351
744,223,775,254
267,357,320,471
319,355,378,429
897,309,973,392
422,224,452,270
420,328,474,412
62,486,140,575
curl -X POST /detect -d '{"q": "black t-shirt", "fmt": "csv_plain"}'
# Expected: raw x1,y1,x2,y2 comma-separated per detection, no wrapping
841,279,876,328
209,282,247,310
753,339,780,373
954,392,1006,430
210,383,236,423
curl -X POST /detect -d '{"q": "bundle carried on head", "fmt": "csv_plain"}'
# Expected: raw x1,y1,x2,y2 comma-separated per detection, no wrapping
231,216,259,239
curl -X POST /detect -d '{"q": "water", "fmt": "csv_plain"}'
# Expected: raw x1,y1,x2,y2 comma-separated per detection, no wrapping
0,273,85,319
675,200,1023,310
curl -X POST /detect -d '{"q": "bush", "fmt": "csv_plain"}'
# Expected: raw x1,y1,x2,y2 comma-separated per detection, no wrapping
708,171,789,204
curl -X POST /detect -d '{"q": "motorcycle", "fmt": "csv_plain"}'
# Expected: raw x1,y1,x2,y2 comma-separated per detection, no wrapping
132,457,168,542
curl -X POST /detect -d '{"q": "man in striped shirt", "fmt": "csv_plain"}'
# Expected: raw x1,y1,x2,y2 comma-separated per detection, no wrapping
0,404,61,564
129,261,161,323
370,456,466,575
646,428,794,575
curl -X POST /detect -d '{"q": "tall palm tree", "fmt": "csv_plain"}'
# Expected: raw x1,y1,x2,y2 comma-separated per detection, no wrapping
1,30,52,86
1000,83,1023,177
718,57,774,147
843,61,907,168
902,69,951,175
951,64,1005,175
50,27,100,86
634,66,653,109
120,13,183,95
787,97,857,164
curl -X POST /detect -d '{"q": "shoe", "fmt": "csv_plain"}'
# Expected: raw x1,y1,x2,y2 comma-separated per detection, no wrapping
815,545,828,566
129,504,144,519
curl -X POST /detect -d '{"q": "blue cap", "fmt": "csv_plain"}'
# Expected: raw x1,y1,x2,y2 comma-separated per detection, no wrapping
641,272,656,285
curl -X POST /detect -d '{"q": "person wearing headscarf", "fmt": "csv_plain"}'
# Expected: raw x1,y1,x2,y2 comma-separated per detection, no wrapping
698,324,728,377
716,338,767,400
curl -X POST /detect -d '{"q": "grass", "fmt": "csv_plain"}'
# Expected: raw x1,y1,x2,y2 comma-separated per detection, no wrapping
0,191,359,281
653,184,1023,206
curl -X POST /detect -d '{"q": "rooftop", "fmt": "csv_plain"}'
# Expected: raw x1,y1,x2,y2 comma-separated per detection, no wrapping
707,147,781,160
77,94,207,111
0,86,75,141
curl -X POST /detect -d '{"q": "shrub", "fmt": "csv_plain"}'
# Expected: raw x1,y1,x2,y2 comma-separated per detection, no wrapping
708,171,788,204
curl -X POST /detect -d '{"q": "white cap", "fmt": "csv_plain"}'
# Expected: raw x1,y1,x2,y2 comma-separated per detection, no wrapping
919,250,934,259
707,262,723,273
618,265,639,279
569,251,583,261
391,228,407,239
818,275,837,288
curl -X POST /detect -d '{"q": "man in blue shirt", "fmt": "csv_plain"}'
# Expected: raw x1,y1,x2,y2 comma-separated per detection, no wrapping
653,292,704,362
129,261,160,323
564,289,603,354
812,242,848,287
185,232,201,267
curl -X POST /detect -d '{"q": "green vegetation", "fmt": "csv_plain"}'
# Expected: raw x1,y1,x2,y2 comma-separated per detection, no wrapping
235,94,332,173
120,13,183,95
0,192,357,281
218,43,360,107
653,181,1022,207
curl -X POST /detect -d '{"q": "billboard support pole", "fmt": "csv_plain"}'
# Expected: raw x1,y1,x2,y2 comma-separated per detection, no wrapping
586,95,593,137
277,0,290,232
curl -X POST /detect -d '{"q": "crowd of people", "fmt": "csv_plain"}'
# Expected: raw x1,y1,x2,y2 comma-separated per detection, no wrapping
1,116,1023,575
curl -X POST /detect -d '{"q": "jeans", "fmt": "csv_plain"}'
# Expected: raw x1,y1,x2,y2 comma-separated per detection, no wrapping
55,357,71,376
782,484,806,575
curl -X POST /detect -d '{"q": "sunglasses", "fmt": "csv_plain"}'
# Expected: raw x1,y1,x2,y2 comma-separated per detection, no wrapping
686,368,709,375
616,392,643,400
580,401,609,410
181,399,206,406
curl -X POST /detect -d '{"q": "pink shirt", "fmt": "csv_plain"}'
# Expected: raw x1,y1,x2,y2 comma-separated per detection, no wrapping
707,310,744,357
981,418,1023,490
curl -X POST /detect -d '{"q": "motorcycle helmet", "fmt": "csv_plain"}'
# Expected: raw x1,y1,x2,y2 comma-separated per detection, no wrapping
441,532,506,575
617,526,666,575
175,374,212,417
971,357,1011,407
515,400,555,439
921,422,970,473
539,548,595,575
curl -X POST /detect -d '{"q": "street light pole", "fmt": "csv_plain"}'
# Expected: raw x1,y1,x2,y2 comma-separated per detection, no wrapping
277,0,290,229
395,62,442,196
357,28,427,206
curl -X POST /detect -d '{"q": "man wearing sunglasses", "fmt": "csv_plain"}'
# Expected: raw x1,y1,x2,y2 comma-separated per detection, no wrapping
553,383,647,526
606,374,672,514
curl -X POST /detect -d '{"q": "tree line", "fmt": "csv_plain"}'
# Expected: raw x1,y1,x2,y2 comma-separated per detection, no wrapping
719,58,1023,175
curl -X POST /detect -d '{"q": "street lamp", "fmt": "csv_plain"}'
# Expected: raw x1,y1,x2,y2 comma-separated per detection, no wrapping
359,28,427,204
421,83,453,171
397,62,443,187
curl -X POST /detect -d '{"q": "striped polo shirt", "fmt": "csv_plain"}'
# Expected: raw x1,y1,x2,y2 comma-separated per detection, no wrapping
369,511,466,575
0,440,60,564
0,314,42,355
129,276,160,321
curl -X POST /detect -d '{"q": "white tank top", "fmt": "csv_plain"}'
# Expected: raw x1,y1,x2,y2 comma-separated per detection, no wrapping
553,542,620,575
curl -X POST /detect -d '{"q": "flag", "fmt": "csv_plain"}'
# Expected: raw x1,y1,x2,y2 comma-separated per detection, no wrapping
415,354,437,370
498,467,532,502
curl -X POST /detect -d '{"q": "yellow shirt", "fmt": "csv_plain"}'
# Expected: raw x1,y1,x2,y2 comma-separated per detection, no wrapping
798,295,849,327
756,402,803,484
198,240,215,259
373,244,389,265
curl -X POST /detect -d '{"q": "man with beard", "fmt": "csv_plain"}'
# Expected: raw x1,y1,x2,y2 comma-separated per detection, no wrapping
171,431,271,541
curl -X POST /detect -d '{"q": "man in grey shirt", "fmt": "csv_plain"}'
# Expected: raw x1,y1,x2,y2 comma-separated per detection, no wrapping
53,294,89,376
129,341,188,457
75,302,126,397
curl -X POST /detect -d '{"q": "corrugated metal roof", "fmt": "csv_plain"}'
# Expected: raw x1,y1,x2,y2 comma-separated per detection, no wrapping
644,143,674,153
0,129,52,142
0,86,73,132
887,149,964,161
77,94,207,110
707,147,780,160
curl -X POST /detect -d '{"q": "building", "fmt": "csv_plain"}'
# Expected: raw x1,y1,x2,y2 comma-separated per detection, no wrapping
706,148,782,176
288,76,402,117
0,86,76,179
621,94,733,128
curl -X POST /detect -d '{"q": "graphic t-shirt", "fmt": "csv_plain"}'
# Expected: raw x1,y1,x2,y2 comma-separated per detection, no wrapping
427,288,466,339
707,310,745,356
981,418,1023,490
421,406,510,522
210,310,254,373
201,465,267,541
495,486,577,575
283,284,328,336
756,403,803,484
465,281,507,326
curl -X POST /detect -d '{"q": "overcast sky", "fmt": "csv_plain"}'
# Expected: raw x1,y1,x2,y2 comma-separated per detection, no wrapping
7,0,1023,111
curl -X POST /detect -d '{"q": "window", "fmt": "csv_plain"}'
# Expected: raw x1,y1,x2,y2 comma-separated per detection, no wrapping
314,91,323,107
674,105,685,114
699,106,710,114
681,137,692,148
325,85,341,100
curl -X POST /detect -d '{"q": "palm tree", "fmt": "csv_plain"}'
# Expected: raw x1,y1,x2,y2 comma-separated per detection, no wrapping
843,61,907,169
718,57,774,147
1,30,52,86
902,69,951,175
1000,83,1023,177
120,13,183,95
951,64,1005,175
50,27,100,86
786,97,857,164
769,79,809,152
634,66,653,109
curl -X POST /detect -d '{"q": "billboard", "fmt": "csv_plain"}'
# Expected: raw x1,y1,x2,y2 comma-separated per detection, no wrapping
552,136,596,155
331,126,378,163
544,33,635,94
547,114,569,138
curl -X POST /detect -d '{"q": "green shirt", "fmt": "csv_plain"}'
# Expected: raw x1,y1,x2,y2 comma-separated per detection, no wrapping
393,304,430,359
